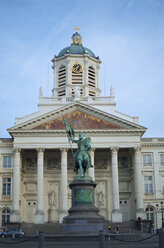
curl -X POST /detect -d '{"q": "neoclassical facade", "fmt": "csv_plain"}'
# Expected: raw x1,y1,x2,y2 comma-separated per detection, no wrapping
0,29,164,229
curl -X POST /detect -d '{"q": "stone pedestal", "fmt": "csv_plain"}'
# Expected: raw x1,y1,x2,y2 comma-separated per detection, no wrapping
62,177,107,234
49,208,59,223
111,210,122,222
34,210,45,224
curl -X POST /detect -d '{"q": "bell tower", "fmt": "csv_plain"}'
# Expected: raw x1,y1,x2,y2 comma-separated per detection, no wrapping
51,28,101,99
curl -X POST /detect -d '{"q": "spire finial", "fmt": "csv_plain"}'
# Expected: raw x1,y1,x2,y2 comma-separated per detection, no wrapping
74,26,79,32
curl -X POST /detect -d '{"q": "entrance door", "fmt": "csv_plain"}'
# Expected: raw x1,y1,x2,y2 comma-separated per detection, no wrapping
120,200,130,222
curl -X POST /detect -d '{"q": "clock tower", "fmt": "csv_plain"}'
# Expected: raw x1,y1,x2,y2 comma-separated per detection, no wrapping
51,28,101,98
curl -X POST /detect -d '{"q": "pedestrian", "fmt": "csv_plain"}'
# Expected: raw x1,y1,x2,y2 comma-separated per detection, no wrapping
116,225,119,234
108,225,111,231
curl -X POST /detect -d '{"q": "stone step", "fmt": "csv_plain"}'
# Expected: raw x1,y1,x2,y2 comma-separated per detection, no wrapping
21,222,61,235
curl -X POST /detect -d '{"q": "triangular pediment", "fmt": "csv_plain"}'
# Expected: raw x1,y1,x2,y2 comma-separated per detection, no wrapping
8,102,146,135
33,110,122,130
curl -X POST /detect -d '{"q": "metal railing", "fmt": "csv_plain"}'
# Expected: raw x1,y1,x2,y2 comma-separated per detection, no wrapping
0,228,163,248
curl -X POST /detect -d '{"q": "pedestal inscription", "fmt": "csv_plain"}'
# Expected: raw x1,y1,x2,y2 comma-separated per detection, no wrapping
74,189,93,206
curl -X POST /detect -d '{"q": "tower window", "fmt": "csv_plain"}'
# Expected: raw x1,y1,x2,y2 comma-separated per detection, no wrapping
58,65,66,88
89,91,96,96
58,89,66,97
72,71,83,85
88,66,95,88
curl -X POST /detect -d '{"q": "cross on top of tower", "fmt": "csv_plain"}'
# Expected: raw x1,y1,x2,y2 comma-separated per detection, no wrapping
74,26,79,32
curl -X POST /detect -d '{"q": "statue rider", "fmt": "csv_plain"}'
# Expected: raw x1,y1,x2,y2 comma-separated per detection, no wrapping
62,116,92,176
69,132,92,174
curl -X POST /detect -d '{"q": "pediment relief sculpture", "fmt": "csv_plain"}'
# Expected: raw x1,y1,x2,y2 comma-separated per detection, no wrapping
33,110,121,130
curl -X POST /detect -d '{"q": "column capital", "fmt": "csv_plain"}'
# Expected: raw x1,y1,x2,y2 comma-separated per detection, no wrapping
13,148,21,153
111,147,119,153
36,148,45,153
60,148,68,153
134,146,141,153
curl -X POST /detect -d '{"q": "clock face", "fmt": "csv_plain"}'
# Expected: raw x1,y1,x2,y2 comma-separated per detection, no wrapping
72,63,83,73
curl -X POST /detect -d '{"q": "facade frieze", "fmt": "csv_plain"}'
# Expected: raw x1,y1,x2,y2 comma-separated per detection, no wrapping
9,129,145,137
141,143,164,147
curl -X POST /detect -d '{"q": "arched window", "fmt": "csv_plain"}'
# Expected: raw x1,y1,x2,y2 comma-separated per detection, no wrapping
2,208,10,226
145,206,154,222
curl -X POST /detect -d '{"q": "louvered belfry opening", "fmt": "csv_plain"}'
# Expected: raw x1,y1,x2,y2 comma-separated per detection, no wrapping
58,65,66,96
88,66,96,96
72,70,83,85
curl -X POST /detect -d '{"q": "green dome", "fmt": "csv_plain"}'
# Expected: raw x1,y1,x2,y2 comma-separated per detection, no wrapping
57,44,96,58
57,30,97,58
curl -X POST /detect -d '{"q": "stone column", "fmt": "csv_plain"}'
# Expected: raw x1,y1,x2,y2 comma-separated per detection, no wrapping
59,148,68,223
35,148,45,224
88,148,95,181
111,147,122,222
11,148,21,222
134,147,145,219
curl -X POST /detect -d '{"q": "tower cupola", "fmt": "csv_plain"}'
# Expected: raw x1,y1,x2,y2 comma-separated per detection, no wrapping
51,28,101,98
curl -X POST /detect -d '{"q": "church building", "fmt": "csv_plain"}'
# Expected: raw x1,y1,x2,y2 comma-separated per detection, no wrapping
0,28,164,229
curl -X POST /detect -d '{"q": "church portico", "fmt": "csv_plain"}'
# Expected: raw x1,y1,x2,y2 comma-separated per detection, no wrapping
8,143,139,224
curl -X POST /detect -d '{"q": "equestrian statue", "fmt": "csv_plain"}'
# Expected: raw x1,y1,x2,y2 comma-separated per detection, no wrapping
62,116,92,177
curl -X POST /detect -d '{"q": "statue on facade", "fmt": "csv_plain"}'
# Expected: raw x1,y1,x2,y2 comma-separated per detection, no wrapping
63,116,92,177
48,190,56,208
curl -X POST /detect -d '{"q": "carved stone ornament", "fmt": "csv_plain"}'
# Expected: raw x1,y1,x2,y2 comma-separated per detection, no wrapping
47,158,60,169
25,158,37,170
48,190,56,209
96,191,105,208
95,158,107,169
118,156,128,168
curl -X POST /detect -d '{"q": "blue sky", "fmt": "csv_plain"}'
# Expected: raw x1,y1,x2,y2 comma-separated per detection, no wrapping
0,0,164,138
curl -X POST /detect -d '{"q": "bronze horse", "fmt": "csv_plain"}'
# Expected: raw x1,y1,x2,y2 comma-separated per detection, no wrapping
73,136,92,177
